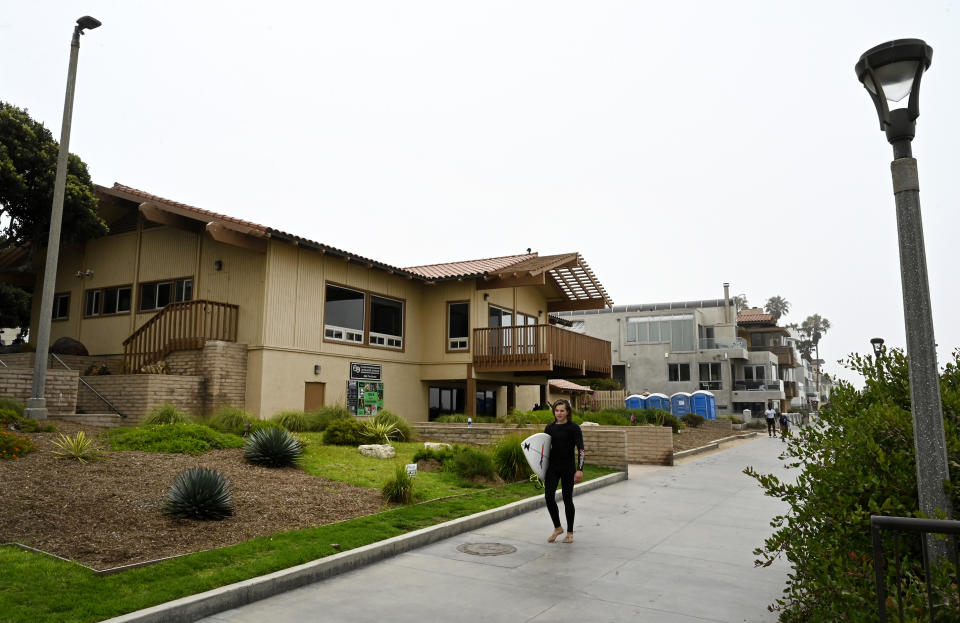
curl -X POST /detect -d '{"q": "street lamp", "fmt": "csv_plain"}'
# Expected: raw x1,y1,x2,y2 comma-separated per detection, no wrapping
24,16,101,420
855,40,953,534
869,337,885,359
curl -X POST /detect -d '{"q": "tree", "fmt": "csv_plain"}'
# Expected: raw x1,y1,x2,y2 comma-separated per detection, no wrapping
732,294,749,314
764,295,790,322
0,283,30,336
0,101,106,251
798,314,831,361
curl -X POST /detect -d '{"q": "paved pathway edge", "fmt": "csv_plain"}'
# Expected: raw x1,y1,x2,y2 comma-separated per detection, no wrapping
102,471,628,623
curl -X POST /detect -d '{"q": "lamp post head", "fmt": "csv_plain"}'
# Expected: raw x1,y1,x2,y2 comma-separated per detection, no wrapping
870,337,885,359
855,39,932,149
76,16,102,32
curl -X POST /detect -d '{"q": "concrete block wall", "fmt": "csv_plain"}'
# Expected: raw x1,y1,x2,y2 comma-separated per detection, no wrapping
201,341,247,411
78,375,205,425
623,426,674,465
0,369,79,415
165,350,202,375
0,352,123,374
702,419,733,430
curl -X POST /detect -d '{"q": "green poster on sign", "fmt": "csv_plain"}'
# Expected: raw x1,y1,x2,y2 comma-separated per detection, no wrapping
349,381,384,415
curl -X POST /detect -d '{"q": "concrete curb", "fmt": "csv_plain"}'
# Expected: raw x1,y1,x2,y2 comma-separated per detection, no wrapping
102,471,627,623
673,431,758,460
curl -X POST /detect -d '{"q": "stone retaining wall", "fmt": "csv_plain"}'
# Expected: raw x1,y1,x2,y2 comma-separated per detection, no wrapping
0,369,79,415
0,352,123,374
78,375,205,425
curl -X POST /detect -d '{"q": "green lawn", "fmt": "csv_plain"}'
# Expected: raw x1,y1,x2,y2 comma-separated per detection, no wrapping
0,435,615,623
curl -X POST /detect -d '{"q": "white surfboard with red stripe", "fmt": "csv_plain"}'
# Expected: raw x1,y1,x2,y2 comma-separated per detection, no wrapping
521,432,552,480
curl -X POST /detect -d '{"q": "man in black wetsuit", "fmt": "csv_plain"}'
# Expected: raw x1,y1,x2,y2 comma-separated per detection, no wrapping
544,399,584,544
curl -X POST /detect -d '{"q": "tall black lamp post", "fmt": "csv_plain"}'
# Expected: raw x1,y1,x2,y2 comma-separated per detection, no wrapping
855,41,953,538
870,337,885,359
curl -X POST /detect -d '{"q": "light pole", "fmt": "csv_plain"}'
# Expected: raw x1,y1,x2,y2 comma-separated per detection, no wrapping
870,336,885,380
24,16,102,420
855,39,952,540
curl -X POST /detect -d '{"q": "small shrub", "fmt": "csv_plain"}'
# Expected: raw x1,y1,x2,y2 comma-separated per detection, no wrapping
447,446,497,481
50,431,99,463
745,419,767,430
143,403,191,425
371,410,413,441
18,419,57,433
0,431,36,460
245,426,303,467
305,404,352,432
719,415,744,424
322,418,366,446
502,410,555,426
492,435,532,481
0,408,23,428
680,413,706,428
361,420,400,445
412,445,456,464
105,423,244,455
433,414,497,423
209,406,254,436
0,397,25,417
382,465,415,504
163,466,233,520
271,409,309,432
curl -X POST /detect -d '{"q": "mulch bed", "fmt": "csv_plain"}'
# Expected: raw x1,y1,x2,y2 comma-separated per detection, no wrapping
0,421,384,570
673,426,754,452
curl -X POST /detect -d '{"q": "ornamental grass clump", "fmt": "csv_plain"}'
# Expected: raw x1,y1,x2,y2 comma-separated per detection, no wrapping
50,431,100,463
245,426,303,467
0,397,25,417
680,412,706,428
492,435,532,481
271,410,309,432
305,404,352,432
105,423,244,455
371,410,413,441
209,406,254,436
163,466,234,520
381,465,415,504
447,446,497,481
143,403,191,425
0,431,35,460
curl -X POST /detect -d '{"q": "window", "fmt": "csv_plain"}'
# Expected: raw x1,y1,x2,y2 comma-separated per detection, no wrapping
448,302,469,350
52,293,70,320
85,285,132,317
668,363,690,382
324,285,365,343
488,305,513,353
139,278,192,312
429,386,465,420
369,295,403,349
699,362,722,390
517,312,537,354
626,314,692,350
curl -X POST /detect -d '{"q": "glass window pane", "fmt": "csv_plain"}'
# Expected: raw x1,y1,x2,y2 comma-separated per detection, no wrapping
371,295,403,337
325,285,365,331
449,303,469,338
660,320,671,342
85,290,99,316
156,282,172,308
636,322,649,343
104,289,118,314
648,321,659,342
681,364,690,381
117,287,131,313
140,284,155,310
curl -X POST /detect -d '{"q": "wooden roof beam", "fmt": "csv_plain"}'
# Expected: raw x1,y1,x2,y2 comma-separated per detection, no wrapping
205,222,267,253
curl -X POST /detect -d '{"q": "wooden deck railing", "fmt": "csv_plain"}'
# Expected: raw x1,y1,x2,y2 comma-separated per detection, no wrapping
473,325,611,376
122,300,239,373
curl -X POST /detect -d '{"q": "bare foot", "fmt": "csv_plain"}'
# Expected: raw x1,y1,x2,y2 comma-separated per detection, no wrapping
562,533,574,543
548,528,564,543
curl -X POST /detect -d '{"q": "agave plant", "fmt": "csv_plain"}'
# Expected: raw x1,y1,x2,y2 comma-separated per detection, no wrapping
244,426,303,467
164,466,233,520
50,431,99,463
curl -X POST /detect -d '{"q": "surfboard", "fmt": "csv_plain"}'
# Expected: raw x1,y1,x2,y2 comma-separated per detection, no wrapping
521,432,552,480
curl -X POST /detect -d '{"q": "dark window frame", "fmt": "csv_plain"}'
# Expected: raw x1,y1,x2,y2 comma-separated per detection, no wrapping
137,277,193,313
52,292,71,321
668,363,691,382
446,300,470,352
84,284,133,318
321,281,406,353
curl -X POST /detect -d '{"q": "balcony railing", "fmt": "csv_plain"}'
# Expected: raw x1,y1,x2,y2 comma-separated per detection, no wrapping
733,379,784,392
473,324,611,376
698,381,723,391
784,380,798,398
699,337,747,350
123,299,239,373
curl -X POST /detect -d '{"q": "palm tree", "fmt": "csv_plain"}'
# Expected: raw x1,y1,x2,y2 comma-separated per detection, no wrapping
799,314,831,410
764,296,791,323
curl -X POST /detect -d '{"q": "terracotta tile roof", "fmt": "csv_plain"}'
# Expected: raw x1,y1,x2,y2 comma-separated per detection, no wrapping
549,379,593,393
737,309,775,325
404,253,537,280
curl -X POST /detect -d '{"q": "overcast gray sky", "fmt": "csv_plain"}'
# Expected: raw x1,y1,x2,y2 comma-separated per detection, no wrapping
3,1,958,387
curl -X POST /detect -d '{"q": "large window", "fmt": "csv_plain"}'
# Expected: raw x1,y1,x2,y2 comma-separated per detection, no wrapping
324,285,365,344
699,362,722,390
369,295,403,348
447,302,469,350
52,293,70,321
627,314,694,351
428,386,496,419
488,305,513,353
139,278,192,312
668,363,690,382
85,285,132,317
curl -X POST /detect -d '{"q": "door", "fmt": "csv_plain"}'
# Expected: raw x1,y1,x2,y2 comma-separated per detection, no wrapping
304,382,326,411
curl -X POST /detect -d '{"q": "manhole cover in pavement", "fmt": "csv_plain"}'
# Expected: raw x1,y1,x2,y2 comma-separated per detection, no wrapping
456,543,517,556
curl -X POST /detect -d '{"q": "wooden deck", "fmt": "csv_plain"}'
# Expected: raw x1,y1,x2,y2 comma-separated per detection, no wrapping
473,325,611,376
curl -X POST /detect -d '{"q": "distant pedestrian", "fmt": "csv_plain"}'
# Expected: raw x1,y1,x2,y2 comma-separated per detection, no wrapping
544,399,584,544
778,412,789,441
764,403,777,437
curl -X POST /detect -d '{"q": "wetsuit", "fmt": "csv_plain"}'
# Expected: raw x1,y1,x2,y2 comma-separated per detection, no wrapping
544,420,585,533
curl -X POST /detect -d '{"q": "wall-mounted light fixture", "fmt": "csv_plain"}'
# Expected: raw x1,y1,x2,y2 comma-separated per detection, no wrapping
483,293,489,301
313,364,321,375
74,269,94,279
538,310,543,317
664,352,670,359
214,260,223,271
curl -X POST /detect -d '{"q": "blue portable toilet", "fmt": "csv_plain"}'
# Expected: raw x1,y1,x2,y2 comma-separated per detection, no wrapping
625,394,646,409
691,390,717,420
646,393,670,411
670,392,693,418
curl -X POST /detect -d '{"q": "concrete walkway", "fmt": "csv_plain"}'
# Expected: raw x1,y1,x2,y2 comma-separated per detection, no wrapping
199,436,793,623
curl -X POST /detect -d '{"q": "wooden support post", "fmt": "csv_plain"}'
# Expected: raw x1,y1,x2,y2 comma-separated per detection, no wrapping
540,384,548,408
507,383,516,414
465,378,477,418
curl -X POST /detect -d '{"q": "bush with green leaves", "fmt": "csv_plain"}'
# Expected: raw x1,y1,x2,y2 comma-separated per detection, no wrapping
248,419,283,435
50,431,99,463
412,444,456,464
305,404,352,431
433,414,497,423
446,445,497,481
271,410,309,432
492,435,532,481
360,419,400,444
680,413,705,428
745,348,960,622
0,430,35,459
382,465,415,504
245,426,303,467
163,466,234,520
501,410,555,426
0,397,25,417
371,410,413,441
105,423,244,455
209,406,254,436
143,403,191,425
322,418,366,446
